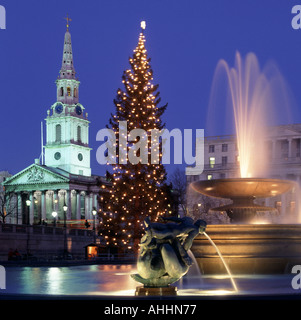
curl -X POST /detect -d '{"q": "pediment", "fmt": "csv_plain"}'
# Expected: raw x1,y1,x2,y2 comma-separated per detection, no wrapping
3,164,69,186
268,125,301,138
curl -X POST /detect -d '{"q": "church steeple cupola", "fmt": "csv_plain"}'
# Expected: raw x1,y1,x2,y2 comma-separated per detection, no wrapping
45,17,91,177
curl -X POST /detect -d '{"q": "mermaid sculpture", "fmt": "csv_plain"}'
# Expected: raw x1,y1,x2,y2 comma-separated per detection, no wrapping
131,216,207,287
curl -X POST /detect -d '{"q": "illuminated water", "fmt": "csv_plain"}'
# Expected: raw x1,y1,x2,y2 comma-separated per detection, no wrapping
208,52,292,178
203,232,238,292
1,265,296,297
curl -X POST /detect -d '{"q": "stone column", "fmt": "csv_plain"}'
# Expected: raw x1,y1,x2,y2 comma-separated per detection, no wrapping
71,190,76,219
66,190,72,220
89,194,93,219
84,193,90,220
16,193,22,225
271,140,276,162
288,138,292,159
29,192,34,225
10,193,17,224
76,191,81,220
41,191,46,221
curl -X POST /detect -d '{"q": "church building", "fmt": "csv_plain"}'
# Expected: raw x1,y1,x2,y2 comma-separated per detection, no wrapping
3,21,106,226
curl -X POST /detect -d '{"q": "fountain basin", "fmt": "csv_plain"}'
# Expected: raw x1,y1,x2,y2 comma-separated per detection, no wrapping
191,178,295,199
191,224,301,275
191,178,296,223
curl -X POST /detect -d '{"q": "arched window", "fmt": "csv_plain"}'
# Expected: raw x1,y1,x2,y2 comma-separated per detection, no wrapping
77,126,82,143
67,87,71,97
74,87,78,98
60,87,64,96
55,124,61,143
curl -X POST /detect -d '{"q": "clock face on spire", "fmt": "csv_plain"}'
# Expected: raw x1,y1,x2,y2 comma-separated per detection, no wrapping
55,103,63,114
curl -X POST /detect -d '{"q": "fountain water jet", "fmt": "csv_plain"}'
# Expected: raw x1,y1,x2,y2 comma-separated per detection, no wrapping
194,52,297,223
190,52,301,274
203,232,238,292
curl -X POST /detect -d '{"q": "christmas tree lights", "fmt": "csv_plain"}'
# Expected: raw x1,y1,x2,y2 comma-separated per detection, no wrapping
99,22,170,253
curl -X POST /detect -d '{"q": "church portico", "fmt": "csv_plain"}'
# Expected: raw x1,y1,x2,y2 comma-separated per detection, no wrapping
3,163,106,226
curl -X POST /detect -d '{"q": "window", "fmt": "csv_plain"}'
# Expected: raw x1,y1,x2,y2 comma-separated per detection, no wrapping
67,87,71,97
54,152,61,160
55,124,61,143
209,157,215,168
77,126,82,142
207,174,213,180
60,87,64,96
222,144,228,152
222,156,228,166
209,145,215,153
74,87,78,98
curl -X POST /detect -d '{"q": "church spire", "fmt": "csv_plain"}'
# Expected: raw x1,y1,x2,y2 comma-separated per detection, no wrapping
59,15,76,80
56,17,80,105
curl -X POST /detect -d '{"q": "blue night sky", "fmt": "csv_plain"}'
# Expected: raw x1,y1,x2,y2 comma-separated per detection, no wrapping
1,0,301,178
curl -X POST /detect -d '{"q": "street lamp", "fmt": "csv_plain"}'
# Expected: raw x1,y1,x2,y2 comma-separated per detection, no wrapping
63,202,68,259
52,211,57,227
25,198,31,257
63,203,68,226
92,207,97,243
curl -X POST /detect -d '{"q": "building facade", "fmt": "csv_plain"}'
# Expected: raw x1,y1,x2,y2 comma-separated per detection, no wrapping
2,25,106,226
186,124,301,223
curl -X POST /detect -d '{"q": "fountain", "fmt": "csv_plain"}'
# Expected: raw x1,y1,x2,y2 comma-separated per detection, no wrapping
192,178,295,223
190,52,301,274
131,216,208,295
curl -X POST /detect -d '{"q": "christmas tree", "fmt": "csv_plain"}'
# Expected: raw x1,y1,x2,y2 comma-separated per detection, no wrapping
99,21,170,254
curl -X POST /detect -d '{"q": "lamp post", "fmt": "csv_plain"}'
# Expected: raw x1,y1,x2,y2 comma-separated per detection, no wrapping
63,202,68,259
25,199,31,258
52,211,57,227
92,207,97,243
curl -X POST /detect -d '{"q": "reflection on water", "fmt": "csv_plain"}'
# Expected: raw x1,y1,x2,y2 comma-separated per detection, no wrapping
5,265,138,296
3,265,296,296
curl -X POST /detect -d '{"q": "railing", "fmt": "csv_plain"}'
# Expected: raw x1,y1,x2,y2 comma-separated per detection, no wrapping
0,223,93,237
